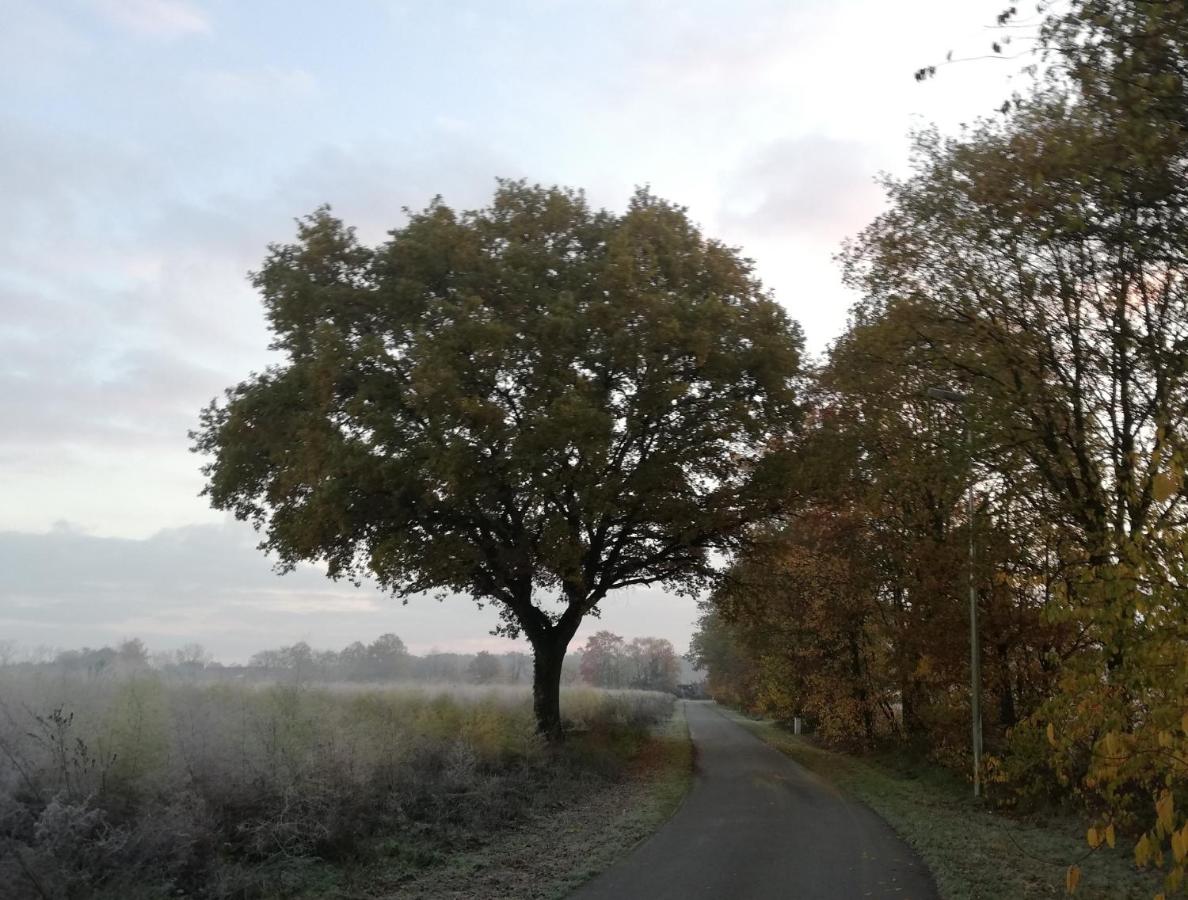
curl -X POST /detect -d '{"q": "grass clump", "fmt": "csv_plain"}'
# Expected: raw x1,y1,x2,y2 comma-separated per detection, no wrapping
725,709,1162,900
0,672,679,898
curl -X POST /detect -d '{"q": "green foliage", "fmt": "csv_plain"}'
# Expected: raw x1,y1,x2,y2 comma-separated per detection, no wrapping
192,180,803,734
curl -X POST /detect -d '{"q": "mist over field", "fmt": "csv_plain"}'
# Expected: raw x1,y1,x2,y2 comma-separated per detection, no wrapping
0,630,699,898
0,663,678,897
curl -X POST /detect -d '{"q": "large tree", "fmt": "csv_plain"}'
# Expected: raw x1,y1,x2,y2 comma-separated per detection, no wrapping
193,181,803,737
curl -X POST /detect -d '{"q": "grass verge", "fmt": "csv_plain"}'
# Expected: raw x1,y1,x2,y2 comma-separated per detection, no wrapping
721,709,1161,900
366,701,694,899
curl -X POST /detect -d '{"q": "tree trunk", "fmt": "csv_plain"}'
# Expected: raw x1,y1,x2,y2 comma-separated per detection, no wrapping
848,631,875,744
901,679,921,739
996,642,1017,728
531,634,567,740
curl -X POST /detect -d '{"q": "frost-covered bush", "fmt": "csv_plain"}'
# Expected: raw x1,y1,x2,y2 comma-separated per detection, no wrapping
0,672,673,898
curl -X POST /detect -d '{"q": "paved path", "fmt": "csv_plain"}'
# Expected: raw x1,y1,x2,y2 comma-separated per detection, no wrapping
573,701,937,900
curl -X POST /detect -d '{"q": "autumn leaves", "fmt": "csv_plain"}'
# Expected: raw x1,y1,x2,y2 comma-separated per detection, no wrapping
695,2,1188,896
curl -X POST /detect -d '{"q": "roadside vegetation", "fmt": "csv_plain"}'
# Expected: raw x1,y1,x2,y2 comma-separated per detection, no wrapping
691,3,1188,896
390,702,692,899
0,665,686,899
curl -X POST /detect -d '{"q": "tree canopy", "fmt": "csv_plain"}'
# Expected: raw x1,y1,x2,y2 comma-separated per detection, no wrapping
193,181,804,736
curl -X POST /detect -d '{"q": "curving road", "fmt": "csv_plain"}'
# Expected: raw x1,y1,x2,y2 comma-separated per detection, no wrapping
573,701,937,900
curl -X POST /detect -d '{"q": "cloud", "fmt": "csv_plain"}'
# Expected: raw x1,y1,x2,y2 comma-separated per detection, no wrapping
0,2,92,85
0,522,699,662
0,520,470,661
192,67,320,104
0,345,224,453
92,0,209,38
0,118,519,529
720,135,886,244
629,2,837,95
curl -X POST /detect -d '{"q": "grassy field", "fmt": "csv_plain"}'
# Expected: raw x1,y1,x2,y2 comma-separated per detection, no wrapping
722,709,1164,900
0,672,690,899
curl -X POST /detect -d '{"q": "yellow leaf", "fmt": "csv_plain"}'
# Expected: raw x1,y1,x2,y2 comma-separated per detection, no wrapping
1159,790,1176,833
1153,472,1179,502
1088,826,1100,849
1047,722,1057,746
1106,823,1116,849
1065,864,1080,894
1137,834,1153,867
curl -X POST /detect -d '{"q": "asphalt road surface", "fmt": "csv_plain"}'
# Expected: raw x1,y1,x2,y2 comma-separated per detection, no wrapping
572,701,938,900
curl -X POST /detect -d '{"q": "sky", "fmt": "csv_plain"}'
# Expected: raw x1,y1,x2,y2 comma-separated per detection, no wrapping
1,0,1028,663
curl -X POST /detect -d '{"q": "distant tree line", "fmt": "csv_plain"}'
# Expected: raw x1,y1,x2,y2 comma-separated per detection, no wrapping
245,634,539,685
2,633,689,691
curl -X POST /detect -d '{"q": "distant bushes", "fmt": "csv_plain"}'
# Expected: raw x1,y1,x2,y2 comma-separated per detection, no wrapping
0,673,673,898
